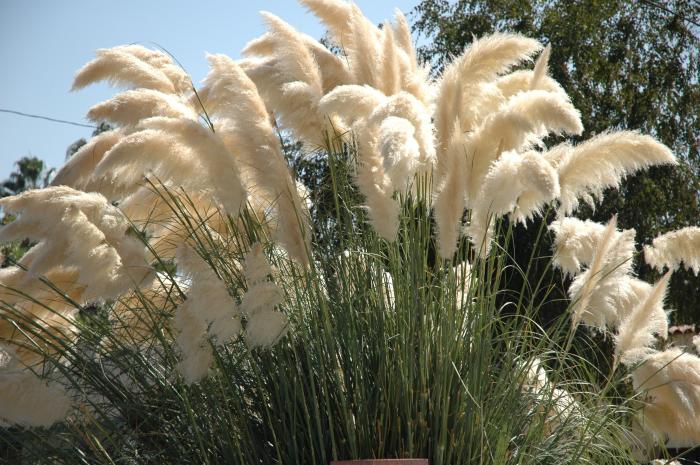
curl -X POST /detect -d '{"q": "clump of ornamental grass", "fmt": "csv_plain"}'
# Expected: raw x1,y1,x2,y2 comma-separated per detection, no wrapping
0,0,695,464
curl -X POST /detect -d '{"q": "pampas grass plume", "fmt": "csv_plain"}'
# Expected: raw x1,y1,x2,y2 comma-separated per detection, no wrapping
644,227,700,275
614,271,671,365
554,131,676,215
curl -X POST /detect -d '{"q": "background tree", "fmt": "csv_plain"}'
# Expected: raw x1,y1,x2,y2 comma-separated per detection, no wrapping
412,0,700,322
0,156,52,198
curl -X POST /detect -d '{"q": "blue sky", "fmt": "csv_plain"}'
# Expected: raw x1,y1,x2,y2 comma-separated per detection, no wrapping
0,0,420,180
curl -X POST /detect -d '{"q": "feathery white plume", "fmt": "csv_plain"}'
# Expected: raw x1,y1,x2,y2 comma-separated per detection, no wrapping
202,54,311,264
468,150,560,255
0,187,153,302
462,90,582,207
392,9,418,73
434,33,542,173
240,244,288,348
176,244,242,344
246,311,288,348
0,365,71,427
298,0,353,46
631,348,700,447
379,23,400,96
614,272,670,365
73,45,189,94
553,131,676,215
378,116,421,192
346,5,382,87
354,120,400,240
434,134,468,259
644,227,700,275
567,216,637,328
530,44,551,89
319,85,386,129
92,116,246,215
173,298,213,384
550,217,613,276
87,89,197,127
51,129,123,189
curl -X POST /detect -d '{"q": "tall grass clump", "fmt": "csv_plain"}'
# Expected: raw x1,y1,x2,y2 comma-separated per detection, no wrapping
0,1,696,464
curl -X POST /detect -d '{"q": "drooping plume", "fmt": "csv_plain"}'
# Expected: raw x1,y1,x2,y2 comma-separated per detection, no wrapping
550,217,615,276
567,216,637,329
201,54,311,265
87,88,197,127
644,227,700,275
0,348,72,428
177,244,242,344
72,44,191,94
51,129,124,190
0,187,153,302
91,117,246,214
630,348,700,447
614,271,670,365
240,244,288,348
552,131,676,215
468,150,560,256
434,88,582,259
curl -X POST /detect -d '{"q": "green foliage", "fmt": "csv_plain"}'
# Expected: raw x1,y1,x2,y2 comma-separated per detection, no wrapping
412,0,700,322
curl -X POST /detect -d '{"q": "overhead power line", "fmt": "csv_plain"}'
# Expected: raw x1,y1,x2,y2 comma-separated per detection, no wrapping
0,108,96,129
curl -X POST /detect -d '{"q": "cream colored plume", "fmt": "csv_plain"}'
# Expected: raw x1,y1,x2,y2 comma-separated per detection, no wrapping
345,5,383,87
462,90,582,208
552,131,676,215
567,216,637,328
631,348,700,447
614,272,670,365
392,9,418,73
434,134,467,259
379,24,400,96
107,273,183,348
0,187,153,302
87,88,197,127
550,217,614,276
240,244,288,348
644,227,700,275
238,12,330,146
298,0,353,46
319,85,386,128
0,267,83,366
73,44,190,94
51,129,123,190
0,350,72,427
176,244,242,345
434,90,581,258
91,117,246,215
530,44,551,90
378,116,421,192
173,297,213,384
434,33,542,173
320,88,435,240
519,357,583,435
468,150,560,256
354,148,399,240
201,54,310,265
